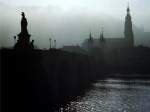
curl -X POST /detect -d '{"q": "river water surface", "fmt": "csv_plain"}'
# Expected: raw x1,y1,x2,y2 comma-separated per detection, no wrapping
60,79,150,112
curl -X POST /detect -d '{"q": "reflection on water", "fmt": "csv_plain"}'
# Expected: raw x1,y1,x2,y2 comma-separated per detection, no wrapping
61,79,150,112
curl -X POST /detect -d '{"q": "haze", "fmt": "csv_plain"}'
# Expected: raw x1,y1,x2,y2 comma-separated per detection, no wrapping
0,0,150,48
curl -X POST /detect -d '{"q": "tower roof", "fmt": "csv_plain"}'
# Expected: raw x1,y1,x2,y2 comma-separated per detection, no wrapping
127,3,130,13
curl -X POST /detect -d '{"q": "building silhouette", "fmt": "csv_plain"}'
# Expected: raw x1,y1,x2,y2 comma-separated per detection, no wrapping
14,12,34,49
82,5,134,52
124,5,134,48
87,31,94,50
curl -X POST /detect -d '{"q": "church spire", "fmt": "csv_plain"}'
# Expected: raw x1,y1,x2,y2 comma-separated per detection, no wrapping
124,4,134,48
100,27,105,43
127,3,130,14
88,29,93,49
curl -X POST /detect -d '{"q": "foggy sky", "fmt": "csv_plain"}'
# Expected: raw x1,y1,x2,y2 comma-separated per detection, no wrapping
0,0,150,48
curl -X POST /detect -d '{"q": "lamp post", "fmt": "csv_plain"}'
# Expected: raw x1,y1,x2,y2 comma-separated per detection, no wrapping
49,38,51,49
54,40,56,49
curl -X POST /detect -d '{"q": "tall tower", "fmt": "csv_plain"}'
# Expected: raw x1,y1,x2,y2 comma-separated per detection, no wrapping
124,5,134,48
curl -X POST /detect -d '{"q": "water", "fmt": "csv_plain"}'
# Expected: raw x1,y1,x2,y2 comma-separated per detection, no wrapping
61,79,150,112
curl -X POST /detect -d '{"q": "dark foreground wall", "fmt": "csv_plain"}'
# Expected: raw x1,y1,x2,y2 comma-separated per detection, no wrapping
1,47,150,112
90,46,150,75
1,49,97,112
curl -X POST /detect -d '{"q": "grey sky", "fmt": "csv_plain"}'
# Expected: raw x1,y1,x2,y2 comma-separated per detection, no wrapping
1,0,149,30
0,0,150,48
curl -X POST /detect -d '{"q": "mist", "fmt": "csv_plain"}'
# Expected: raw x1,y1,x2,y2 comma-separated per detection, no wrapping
0,0,150,49
1,1,150,111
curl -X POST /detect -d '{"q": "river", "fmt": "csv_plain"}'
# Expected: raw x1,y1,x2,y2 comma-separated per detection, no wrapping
60,79,150,112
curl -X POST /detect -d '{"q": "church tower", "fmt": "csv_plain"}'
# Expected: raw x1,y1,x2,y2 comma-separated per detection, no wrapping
124,5,134,48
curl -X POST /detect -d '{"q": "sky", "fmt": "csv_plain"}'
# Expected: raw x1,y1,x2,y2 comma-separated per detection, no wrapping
1,0,150,19
0,0,150,48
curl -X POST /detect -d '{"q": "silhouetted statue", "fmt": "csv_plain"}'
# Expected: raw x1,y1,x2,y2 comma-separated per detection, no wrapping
21,12,28,34
14,12,34,49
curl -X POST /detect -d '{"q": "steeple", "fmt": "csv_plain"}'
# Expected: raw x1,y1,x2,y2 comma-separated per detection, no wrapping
88,30,93,49
99,27,105,43
127,3,130,14
124,4,134,48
